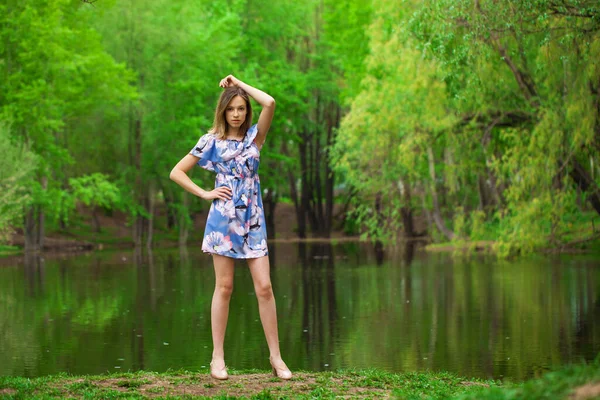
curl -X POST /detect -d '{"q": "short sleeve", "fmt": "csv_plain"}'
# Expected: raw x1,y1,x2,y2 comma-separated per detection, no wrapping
245,124,260,148
190,134,216,172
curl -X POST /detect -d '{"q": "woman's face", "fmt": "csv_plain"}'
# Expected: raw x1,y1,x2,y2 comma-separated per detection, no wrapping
225,95,247,129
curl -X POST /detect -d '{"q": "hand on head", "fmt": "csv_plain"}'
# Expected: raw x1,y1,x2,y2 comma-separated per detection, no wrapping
219,75,240,88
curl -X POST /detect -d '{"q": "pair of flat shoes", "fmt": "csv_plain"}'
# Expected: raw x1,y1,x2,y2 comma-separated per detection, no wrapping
209,358,292,381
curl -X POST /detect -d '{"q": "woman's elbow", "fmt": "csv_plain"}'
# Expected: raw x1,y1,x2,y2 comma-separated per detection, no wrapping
267,97,276,108
169,168,178,181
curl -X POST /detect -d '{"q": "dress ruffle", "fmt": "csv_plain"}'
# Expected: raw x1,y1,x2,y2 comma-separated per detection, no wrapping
190,134,217,172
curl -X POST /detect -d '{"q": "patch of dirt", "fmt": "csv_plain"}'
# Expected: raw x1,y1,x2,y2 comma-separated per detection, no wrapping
570,382,600,400
53,373,392,399
0,388,17,396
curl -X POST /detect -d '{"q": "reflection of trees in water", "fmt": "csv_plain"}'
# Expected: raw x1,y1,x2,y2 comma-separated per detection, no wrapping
299,242,337,368
379,240,421,267
572,266,600,361
6,246,600,378
374,240,384,265
23,253,45,297
133,248,149,371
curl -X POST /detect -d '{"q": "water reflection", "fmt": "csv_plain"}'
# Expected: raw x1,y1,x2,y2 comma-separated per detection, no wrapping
0,244,599,380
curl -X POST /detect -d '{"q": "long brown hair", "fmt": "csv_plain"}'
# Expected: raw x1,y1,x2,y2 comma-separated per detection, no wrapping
208,86,253,139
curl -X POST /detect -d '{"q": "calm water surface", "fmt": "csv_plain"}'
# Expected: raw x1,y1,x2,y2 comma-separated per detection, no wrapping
1,242,599,380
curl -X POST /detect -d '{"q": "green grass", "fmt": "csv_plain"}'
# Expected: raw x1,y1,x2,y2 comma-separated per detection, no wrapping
0,244,21,257
1,361,600,399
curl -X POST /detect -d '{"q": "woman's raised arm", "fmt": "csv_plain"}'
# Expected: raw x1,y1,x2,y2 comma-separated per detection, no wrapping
219,75,275,148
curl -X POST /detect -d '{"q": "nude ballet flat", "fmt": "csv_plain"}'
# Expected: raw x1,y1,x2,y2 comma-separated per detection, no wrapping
269,356,292,380
209,360,228,380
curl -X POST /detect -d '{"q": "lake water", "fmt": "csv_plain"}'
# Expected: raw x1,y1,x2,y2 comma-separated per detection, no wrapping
1,242,599,380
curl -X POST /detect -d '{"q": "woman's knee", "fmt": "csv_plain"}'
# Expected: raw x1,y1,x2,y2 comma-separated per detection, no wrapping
255,282,273,301
215,281,234,298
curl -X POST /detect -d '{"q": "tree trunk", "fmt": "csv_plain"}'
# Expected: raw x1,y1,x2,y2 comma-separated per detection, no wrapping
282,139,305,238
323,103,338,237
160,181,177,230
299,133,310,239
37,177,46,250
400,179,416,237
24,206,39,252
313,96,325,236
420,187,434,235
374,193,384,262
178,191,190,247
288,166,304,238
24,177,47,252
92,208,101,233
427,146,455,240
568,158,600,215
133,115,144,249
477,174,489,211
263,189,277,239
146,183,154,249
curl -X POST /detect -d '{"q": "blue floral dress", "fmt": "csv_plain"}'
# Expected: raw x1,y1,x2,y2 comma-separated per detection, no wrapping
190,124,268,259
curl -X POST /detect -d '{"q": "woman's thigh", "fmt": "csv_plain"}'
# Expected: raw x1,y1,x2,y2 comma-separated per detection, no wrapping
247,256,271,288
212,254,235,286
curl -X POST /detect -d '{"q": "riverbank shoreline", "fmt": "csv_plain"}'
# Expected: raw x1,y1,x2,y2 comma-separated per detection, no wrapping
2,361,600,399
3,235,599,262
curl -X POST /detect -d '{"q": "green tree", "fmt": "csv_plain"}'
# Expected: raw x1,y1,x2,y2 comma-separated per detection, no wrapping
0,0,135,251
0,124,37,243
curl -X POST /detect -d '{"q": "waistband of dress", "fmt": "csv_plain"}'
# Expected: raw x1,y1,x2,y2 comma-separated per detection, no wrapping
216,172,258,179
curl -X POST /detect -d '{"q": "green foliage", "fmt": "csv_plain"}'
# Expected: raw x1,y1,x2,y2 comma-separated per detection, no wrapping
69,173,121,212
333,0,456,243
0,123,37,242
334,0,600,255
1,0,598,252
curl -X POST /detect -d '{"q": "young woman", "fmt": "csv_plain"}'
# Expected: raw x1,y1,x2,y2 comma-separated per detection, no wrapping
169,75,292,381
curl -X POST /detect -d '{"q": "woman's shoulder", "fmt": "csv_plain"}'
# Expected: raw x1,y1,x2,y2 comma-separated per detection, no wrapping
197,132,217,144
191,132,216,155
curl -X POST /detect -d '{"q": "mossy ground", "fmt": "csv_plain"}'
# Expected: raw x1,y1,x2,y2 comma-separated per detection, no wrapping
1,361,600,399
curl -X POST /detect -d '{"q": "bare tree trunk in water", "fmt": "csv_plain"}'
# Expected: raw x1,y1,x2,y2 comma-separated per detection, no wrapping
427,146,455,241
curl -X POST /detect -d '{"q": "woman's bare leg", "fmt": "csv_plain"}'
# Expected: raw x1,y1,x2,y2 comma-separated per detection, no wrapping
247,255,291,378
211,254,235,372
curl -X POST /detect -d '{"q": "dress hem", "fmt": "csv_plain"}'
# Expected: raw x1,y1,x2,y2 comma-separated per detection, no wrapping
202,249,269,260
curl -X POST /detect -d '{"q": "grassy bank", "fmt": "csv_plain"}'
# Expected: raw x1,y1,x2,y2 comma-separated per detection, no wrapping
1,361,600,399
